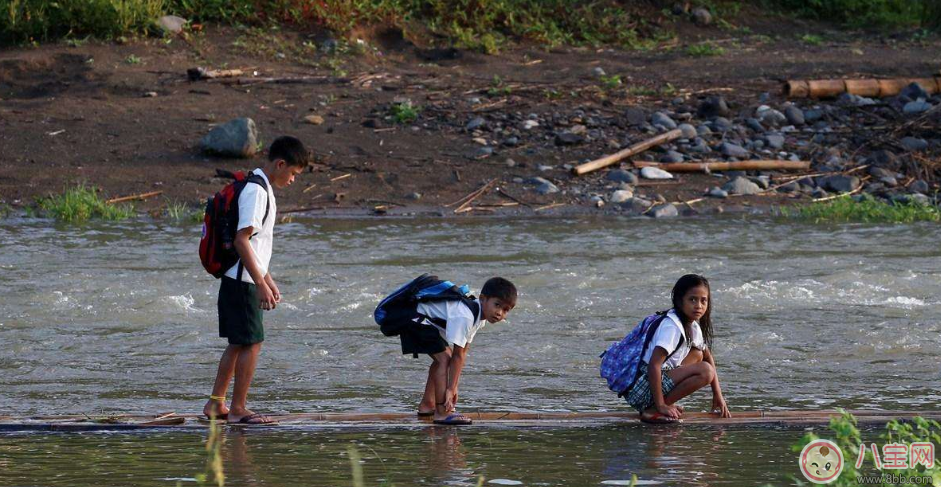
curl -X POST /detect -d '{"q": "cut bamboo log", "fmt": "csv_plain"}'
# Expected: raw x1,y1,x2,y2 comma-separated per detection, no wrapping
633,160,810,173
106,191,163,204
187,67,244,81
572,126,696,176
785,76,941,99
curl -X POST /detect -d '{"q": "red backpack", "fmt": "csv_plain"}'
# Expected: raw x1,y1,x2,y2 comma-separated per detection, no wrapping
199,170,269,278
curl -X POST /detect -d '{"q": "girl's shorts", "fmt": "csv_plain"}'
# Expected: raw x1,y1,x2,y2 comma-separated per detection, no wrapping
624,363,676,412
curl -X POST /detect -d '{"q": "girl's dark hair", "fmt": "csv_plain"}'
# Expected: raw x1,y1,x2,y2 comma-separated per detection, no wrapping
671,274,713,348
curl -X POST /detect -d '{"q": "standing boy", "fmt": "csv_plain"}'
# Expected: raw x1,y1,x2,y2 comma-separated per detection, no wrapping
203,136,307,425
401,277,517,425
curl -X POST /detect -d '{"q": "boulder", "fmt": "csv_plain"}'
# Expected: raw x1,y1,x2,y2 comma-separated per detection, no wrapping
200,118,258,158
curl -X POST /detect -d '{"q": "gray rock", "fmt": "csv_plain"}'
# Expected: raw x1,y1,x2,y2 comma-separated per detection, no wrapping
903,99,931,115
777,181,800,193
661,150,685,163
466,117,486,131
868,166,894,179
696,124,712,136
320,38,339,53
677,123,697,139
473,147,494,158
555,132,584,146
592,67,606,77
640,166,674,180
697,96,729,119
756,105,787,127
406,192,422,200
569,124,588,135
879,176,899,188
521,120,539,130
503,136,519,147
784,106,805,126
765,134,785,150
610,189,634,204
607,169,638,184
505,158,517,168
900,137,929,151
625,107,647,126
691,7,713,26
754,175,771,189
723,176,761,195
707,187,728,198
157,15,187,34
804,108,824,122
651,112,677,130
911,179,930,194
720,142,749,159
528,177,559,195
712,117,733,132
819,175,861,193
900,82,930,101
745,118,765,133
648,203,678,219
200,118,258,158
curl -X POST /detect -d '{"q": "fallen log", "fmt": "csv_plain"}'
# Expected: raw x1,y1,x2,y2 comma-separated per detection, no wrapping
187,67,244,81
785,76,941,99
106,191,163,204
633,160,810,173
572,125,696,176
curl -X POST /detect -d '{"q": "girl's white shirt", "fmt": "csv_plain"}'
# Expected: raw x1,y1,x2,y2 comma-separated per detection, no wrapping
641,309,706,368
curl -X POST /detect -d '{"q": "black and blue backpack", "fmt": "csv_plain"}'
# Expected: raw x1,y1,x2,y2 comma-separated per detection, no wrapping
599,311,685,397
374,274,480,338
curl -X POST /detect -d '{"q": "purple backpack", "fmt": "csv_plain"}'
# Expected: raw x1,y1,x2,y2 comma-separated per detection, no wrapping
600,311,685,397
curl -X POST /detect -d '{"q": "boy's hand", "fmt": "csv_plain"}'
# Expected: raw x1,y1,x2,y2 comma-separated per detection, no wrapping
712,395,731,418
445,389,459,412
269,280,281,303
656,403,682,419
258,284,277,310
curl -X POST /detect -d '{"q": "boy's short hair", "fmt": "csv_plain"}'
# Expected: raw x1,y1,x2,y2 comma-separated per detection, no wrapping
480,277,517,305
269,136,309,167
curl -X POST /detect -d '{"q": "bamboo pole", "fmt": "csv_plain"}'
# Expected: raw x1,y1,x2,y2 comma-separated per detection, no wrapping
633,160,810,173
106,191,163,204
785,76,941,99
572,126,696,176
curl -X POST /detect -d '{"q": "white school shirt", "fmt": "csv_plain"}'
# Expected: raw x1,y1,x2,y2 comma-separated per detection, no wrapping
641,310,706,368
224,169,276,284
415,299,486,348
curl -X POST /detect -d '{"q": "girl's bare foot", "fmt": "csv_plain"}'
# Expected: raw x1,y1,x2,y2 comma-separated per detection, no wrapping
203,397,229,419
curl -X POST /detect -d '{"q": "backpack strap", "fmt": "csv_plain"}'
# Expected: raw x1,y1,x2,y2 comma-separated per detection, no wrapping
236,172,271,283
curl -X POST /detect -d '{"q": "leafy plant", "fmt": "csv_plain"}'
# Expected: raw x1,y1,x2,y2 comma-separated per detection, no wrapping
37,184,135,222
800,33,824,45
600,74,622,90
389,100,420,124
125,54,142,64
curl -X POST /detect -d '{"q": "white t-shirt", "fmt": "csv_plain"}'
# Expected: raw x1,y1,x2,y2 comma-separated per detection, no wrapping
224,169,276,284
641,310,706,368
414,299,485,348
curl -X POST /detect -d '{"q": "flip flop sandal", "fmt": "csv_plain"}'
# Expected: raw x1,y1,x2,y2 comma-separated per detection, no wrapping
417,411,434,417
433,413,472,426
204,412,229,420
234,413,278,425
640,412,681,425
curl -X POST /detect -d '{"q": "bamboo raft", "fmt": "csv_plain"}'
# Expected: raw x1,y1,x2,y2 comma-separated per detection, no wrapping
1,410,939,432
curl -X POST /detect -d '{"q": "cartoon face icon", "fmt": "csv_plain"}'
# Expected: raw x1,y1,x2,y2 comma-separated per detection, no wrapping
800,439,844,484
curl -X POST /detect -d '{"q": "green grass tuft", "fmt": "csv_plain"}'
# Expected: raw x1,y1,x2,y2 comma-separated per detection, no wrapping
800,33,824,45
389,100,420,124
783,194,941,223
37,184,135,222
165,199,203,223
686,42,726,57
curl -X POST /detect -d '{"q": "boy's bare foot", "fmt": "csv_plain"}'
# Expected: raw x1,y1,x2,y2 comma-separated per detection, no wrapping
203,397,229,420
418,400,435,416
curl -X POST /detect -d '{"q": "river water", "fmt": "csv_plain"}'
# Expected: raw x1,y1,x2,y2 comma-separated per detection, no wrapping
1,216,939,485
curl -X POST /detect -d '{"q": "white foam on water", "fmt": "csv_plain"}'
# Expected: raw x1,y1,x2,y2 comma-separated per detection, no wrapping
883,296,926,307
307,287,323,298
601,480,662,486
488,480,524,486
167,294,201,313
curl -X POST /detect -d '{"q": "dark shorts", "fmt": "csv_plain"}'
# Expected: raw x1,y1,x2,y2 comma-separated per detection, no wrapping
400,322,447,357
218,276,264,345
624,363,676,412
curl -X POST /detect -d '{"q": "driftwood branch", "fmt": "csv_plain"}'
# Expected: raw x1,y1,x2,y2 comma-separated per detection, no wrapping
106,191,163,204
572,127,695,176
785,76,941,99
633,160,811,173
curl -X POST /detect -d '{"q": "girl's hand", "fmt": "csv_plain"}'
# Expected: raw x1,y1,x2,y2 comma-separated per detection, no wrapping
712,395,731,418
657,403,682,419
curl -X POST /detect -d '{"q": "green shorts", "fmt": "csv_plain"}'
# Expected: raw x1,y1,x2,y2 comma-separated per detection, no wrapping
218,277,264,345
